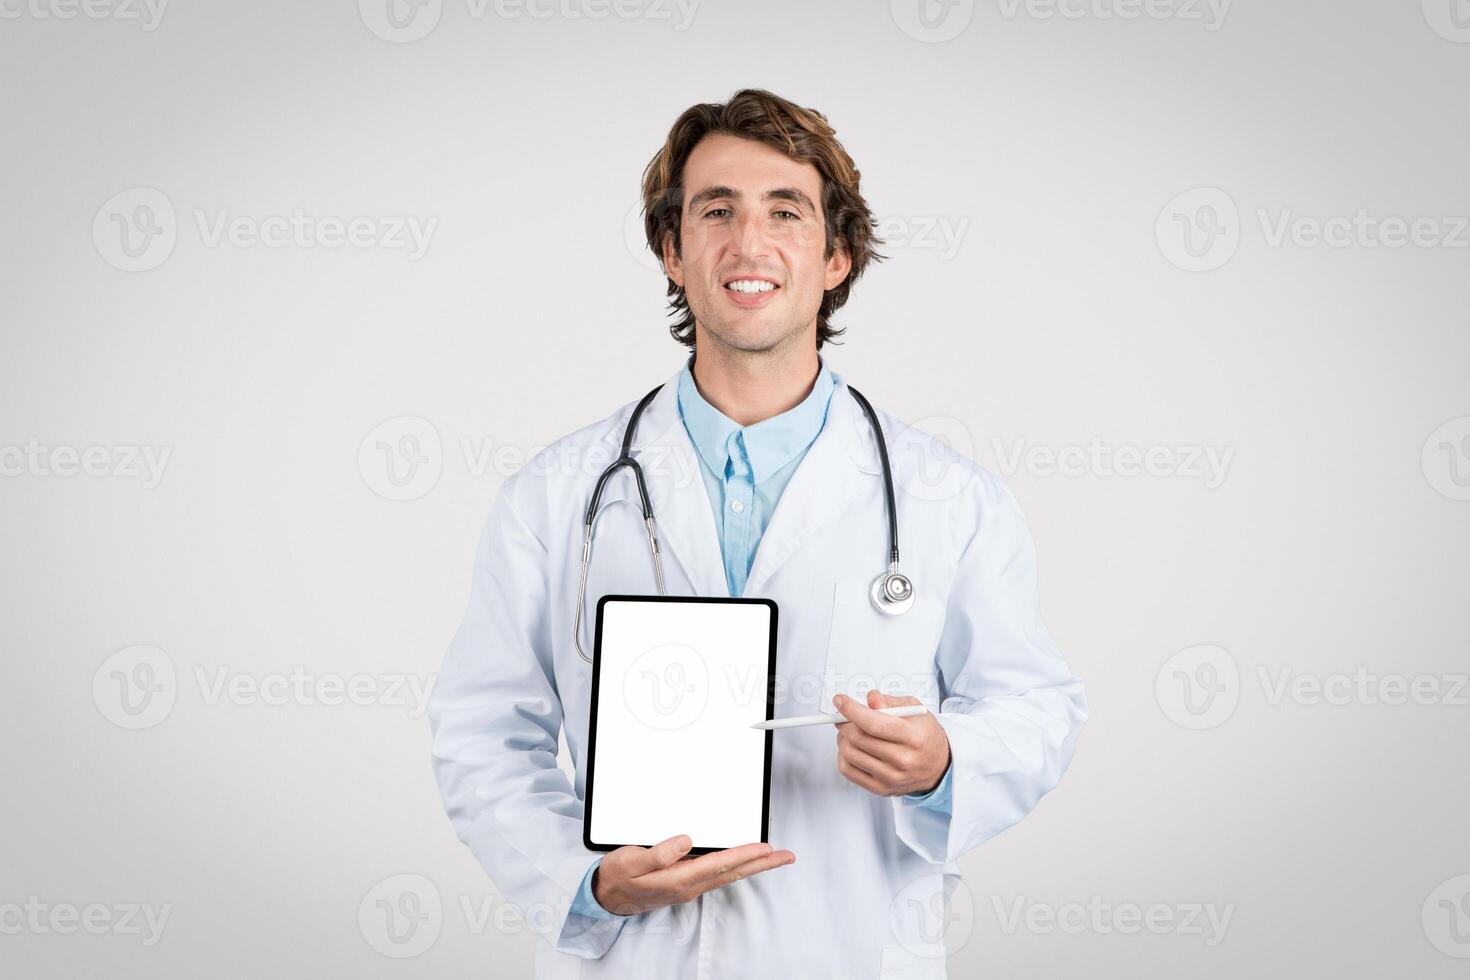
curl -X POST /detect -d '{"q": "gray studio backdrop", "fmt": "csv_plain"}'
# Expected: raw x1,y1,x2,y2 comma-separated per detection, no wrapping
2,0,1467,977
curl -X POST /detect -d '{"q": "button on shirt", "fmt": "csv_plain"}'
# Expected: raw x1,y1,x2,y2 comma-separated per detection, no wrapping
568,357,952,921
677,357,837,598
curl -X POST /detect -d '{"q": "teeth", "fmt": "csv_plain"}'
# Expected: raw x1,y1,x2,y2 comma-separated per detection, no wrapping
726,279,776,293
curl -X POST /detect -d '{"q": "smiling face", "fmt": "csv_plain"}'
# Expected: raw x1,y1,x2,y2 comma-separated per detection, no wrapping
661,133,852,357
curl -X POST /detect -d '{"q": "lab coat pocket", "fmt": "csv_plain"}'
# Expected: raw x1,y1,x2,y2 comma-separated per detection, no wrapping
819,577,946,709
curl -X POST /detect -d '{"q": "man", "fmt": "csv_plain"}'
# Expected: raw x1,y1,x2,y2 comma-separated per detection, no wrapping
428,89,1087,979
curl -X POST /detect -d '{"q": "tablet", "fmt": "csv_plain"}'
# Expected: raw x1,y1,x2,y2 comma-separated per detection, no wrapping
583,595,778,855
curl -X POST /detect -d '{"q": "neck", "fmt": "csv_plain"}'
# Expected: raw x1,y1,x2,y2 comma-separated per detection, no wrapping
689,337,821,427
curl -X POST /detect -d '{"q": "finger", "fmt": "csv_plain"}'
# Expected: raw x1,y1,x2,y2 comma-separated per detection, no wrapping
688,849,796,899
837,723,915,768
838,739,906,784
661,842,775,889
866,689,921,710
832,693,909,740
837,754,887,794
623,834,693,876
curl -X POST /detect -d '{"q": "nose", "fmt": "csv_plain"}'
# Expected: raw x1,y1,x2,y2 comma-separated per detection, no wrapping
733,210,770,259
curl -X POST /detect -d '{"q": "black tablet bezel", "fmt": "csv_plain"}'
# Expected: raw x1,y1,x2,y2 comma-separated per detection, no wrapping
582,594,778,856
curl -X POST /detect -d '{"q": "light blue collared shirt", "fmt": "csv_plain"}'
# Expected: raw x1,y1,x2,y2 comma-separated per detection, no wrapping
570,357,952,920
677,355,837,598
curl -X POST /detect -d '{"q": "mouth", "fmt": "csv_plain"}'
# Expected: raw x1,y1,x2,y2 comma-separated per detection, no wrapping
721,275,781,308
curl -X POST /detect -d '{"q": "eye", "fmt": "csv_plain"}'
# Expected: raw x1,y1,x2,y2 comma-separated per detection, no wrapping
773,210,801,221
704,208,732,219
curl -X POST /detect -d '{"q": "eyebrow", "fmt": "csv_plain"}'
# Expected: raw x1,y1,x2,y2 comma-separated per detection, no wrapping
686,185,817,216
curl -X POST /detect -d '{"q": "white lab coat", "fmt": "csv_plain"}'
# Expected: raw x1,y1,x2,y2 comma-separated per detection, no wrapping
428,365,1087,979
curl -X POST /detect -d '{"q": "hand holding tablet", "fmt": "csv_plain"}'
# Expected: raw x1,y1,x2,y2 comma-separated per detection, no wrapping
591,834,796,916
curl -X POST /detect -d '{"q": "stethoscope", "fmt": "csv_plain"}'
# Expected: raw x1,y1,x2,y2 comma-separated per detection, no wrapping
573,384,913,663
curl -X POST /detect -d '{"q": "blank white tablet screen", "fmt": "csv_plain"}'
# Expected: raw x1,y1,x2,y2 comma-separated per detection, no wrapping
588,598,774,851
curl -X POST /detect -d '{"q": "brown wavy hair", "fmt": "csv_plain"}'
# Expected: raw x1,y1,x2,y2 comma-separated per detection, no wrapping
640,89,885,350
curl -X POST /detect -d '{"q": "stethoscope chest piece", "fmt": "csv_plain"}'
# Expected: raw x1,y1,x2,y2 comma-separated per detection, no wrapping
870,567,915,616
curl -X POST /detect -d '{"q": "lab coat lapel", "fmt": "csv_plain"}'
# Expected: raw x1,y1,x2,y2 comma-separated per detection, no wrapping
624,369,730,599
743,382,883,596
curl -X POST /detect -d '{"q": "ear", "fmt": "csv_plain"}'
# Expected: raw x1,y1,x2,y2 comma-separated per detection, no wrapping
823,239,852,291
661,230,684,288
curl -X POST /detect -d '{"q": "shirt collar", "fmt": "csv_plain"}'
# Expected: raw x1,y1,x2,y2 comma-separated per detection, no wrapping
676,353,838,484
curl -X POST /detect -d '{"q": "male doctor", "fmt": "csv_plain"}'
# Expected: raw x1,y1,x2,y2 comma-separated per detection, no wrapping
428,89,1087,979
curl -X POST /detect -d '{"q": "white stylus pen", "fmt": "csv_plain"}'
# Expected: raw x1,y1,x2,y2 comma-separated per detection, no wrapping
749,705,930,730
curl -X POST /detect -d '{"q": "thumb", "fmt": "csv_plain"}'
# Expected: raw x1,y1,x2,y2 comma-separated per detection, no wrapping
867,689,921,709
626,834,692,875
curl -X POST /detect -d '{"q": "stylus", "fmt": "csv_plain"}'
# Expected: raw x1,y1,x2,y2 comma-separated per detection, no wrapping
749,705,931,730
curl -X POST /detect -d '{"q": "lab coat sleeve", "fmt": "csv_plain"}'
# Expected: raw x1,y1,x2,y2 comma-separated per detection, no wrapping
891,478,1087,864
428,479,626,958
